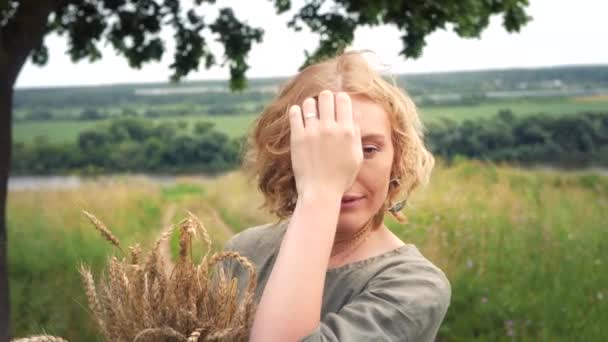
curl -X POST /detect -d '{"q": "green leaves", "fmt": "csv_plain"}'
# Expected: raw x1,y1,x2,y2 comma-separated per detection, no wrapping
209,8,264,91
15,0,531,90
287,0,531,63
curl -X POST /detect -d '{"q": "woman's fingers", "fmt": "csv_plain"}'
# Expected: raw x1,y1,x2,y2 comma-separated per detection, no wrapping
301,97,319,130
290,91,363,197
318,90,335,125
289,105,304,140
335,92,353,127
352,103,361,136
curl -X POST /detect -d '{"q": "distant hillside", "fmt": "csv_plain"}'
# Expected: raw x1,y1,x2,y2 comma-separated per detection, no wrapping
14,65,608,109
395,64,608,96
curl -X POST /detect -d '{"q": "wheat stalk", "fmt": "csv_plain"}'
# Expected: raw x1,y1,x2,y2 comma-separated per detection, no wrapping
81,209,125,256
82,209,257,341
13,209,258,342
11,336,69,342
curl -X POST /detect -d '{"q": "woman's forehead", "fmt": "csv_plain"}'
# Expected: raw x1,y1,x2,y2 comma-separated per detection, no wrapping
351,96,391,139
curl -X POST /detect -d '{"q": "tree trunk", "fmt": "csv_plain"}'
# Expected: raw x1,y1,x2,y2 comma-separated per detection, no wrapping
0,71,12,342
0,1,59,338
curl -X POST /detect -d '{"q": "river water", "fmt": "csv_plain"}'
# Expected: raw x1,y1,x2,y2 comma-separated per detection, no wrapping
7,174,195,191
7,166,608,192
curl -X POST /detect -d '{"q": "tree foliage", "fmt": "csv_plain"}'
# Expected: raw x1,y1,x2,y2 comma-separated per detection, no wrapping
12,118,241,174
1,0,531,90
285,0,531,67
426,111,608,168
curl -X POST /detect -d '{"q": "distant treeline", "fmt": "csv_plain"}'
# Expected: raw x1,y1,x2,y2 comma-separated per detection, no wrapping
399,65,608,97
11,118,243,175
14,87,275,112
426,110,608,168
15,102,265,122
10,111,608,175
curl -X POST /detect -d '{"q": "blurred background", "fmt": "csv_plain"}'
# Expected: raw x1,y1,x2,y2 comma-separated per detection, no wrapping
4,0,607,340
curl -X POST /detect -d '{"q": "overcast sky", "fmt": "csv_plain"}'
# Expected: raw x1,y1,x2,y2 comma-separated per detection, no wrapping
15,0,608,89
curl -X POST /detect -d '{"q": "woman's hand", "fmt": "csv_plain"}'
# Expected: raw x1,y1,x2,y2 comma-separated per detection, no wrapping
289,90,363,200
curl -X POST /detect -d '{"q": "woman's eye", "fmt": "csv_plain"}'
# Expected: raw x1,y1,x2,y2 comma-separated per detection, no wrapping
363,146,380,156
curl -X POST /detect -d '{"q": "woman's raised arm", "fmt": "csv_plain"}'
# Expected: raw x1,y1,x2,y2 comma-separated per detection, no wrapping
250,90,362,342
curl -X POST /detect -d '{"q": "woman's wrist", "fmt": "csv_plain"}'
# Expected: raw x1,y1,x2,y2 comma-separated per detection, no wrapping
295,189,342,233
297,187,343,206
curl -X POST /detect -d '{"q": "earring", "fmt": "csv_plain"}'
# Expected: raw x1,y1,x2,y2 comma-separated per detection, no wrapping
388,177,407,213
388,199,407,213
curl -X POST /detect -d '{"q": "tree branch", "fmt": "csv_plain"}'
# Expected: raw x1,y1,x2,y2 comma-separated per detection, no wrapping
0,0,62,84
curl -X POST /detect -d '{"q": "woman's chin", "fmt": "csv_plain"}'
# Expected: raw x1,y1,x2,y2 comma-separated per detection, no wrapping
336,213,368,233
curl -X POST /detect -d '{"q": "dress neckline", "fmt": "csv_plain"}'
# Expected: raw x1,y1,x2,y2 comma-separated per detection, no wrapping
274,219,414,274
326,244,413,273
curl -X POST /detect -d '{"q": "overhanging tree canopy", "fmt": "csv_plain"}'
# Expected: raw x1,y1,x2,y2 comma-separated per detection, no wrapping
0,0,531,338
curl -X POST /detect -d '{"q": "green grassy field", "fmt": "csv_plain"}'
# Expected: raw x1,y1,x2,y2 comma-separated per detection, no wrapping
12,113,259,144
12,97,608,144
8,159,608,340
419,97,608,121
7,174,269,341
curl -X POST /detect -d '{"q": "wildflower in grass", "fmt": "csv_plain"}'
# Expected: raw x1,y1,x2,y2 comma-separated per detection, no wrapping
505,320,515,337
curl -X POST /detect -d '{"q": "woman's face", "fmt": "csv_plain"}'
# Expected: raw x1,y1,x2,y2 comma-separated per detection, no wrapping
337,94,394,232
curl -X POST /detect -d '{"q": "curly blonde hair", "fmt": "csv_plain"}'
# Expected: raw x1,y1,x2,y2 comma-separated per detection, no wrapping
242,50,434,229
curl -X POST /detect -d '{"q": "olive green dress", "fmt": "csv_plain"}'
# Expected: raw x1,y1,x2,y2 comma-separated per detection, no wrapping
221,220,451,341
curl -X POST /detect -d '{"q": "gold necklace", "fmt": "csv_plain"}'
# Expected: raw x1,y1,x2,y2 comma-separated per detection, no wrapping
330,222,373,258
332,231,372,263
333,221,370,244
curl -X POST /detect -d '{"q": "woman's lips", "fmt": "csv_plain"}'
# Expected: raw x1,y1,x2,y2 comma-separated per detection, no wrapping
340,196,365,209
341,193,364,201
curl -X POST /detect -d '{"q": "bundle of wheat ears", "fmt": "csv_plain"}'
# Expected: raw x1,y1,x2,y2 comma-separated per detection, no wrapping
12,209,258,342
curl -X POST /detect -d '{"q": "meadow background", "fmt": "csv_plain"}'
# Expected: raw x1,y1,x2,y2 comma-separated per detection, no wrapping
8,66,608,340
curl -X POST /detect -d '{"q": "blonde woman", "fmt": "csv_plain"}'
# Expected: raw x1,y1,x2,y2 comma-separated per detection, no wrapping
223,51,451,341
